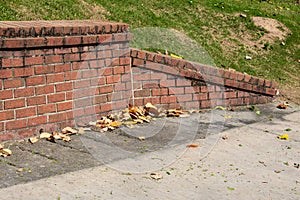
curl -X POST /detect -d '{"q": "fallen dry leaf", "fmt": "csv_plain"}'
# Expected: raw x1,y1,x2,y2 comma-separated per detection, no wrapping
277,134,289,140
16,168,24,172
277,102,288,109
110,121,122,127
0,148,12,157
28,137,39,144
40,132,52,139
0,144,4,149
138,136,145,141
78,127,85,134
274,170,281,173
186,144,199,148
62,127,78,135
222,135,228,140
150,172,163,180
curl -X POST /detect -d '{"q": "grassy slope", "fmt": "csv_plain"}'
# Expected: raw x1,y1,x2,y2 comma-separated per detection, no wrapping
1,0,299,101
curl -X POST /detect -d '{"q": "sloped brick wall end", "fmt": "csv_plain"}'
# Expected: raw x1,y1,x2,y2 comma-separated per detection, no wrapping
130,49,278,109
0,20,131,141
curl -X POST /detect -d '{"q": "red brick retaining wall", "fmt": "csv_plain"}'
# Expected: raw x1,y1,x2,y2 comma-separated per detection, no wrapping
0,20,277,141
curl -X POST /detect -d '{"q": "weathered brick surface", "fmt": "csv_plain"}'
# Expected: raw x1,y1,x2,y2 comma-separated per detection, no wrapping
0,20,131,141
0,21,277,142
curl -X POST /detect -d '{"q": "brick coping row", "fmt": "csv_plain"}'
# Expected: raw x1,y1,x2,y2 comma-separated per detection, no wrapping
130,48,278,97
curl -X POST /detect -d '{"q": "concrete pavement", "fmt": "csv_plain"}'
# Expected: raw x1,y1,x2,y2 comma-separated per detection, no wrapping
0,102,299,199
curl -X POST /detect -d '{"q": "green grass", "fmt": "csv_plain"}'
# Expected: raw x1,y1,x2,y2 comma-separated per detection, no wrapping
1,0,299,99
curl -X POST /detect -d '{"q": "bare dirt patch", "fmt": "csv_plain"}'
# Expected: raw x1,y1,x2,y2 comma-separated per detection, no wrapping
252,16,290,42
80,0,110,20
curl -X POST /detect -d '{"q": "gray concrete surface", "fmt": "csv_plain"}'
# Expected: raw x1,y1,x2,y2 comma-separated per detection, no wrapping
0,102,299,199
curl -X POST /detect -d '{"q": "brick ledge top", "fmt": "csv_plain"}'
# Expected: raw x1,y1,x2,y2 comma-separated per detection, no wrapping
0,20,129,38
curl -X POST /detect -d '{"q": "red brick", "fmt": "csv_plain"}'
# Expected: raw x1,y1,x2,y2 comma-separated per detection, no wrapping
90,77,106,86
151,72,168,80
134,89,150,97
74,79,91,89
265,88,276,96
46,73,64,83
0,123,3,132
99,85,114,94
55,64,71,72
177,94,193,102
132,58,144,67
224,91,237,99
47,93,66,103
65,71,79,81
55,82,73,92
26,38,45,48
119,58,130,66
0,110,14,121
64,53,81,62
244,75,251,82
201,100,211,108
176,79,190,87
16,107,36,118
94,95,107,104
169,88,184,95
46,37,64,46
193,93,208,101
81,69,98,78
45,55,63,64
209,92,223,99
6,119,27,130
74,98,92,108
57,101,73,111
113,66,125,74
37,104,56,114
24,56,44,66
133,73,150,81
14,87,34,98
65,36,82,46
161,96,177,104
225,79,239,88
152,88,168,96
160,80,175,87
2,57,23,68
114,84,126,91
36,85,55,95
98,50,112,59
26,76,46,86
14,67,34,77
101,103,112,112
27,96,46,106
4,98,25,109
2,38,25,48
161,66,179,76
106,75,121,84
35,65,55,74
98,34,113,43
0,90,13,100
48,113,67,123
99,67,113,76
142,82,159,89
0,132,15,142
185,87,196,94
0,69,13,78
28,116,47,126
82,35,97,44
